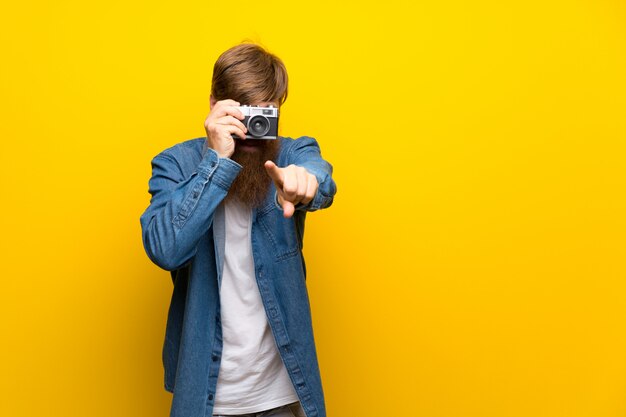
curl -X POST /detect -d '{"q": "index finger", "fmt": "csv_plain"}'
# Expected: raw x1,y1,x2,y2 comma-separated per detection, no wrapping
215,99,240,107
215,100,244,119
264,160,284,187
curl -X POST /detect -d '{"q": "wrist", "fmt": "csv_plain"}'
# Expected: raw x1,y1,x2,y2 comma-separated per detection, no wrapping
210,144,232,159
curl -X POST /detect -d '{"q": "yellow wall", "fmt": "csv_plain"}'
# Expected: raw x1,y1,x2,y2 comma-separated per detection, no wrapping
1,1,625,416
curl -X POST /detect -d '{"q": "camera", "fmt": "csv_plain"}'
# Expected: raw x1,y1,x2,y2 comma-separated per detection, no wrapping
232,105,279,140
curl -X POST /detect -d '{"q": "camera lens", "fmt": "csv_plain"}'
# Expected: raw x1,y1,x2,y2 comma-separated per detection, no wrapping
247,115,270,138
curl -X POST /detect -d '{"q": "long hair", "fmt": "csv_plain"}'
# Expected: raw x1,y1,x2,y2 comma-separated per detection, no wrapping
211,42,288,106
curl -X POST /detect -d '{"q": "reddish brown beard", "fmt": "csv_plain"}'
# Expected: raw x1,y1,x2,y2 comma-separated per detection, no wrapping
226,139,281,209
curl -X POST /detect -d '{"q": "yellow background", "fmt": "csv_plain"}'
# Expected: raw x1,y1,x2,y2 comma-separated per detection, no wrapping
1,1,625,416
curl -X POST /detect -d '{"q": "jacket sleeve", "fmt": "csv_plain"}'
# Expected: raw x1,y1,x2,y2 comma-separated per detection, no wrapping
139,147,242,271
274,136,337,212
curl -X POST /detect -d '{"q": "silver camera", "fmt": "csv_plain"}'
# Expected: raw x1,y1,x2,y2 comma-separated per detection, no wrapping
232,105,279,140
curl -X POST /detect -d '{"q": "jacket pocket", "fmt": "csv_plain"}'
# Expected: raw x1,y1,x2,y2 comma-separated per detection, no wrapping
257,204,300,261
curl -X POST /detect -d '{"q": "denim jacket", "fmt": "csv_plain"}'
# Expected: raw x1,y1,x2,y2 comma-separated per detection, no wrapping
139,136,337,417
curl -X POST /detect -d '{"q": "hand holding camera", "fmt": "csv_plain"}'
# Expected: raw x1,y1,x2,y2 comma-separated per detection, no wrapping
203,99,248,158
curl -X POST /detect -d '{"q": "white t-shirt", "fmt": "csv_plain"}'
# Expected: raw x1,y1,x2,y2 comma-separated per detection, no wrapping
212,198,299,414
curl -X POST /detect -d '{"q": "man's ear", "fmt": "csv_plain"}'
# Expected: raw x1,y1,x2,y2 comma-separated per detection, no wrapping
209,95,216,110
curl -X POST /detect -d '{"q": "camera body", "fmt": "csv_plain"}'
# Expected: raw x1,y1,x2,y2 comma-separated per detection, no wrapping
232,105,279,140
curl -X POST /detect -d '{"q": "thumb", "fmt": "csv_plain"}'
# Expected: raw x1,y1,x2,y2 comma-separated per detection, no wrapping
282,200,295,218
264,160,284,187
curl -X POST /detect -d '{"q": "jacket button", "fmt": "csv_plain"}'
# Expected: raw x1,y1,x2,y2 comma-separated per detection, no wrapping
212,355,218,362
208,394,214,400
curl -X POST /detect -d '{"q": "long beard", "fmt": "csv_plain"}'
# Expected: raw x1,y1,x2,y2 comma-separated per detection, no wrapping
226,139,280,209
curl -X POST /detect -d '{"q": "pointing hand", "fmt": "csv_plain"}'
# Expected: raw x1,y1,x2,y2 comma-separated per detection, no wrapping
264,160,318,218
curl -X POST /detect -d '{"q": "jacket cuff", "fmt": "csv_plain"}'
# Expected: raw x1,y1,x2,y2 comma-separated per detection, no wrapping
199,147,242,190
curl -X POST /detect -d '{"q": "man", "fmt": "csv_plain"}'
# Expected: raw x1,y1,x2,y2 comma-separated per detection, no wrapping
139,42,337,417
